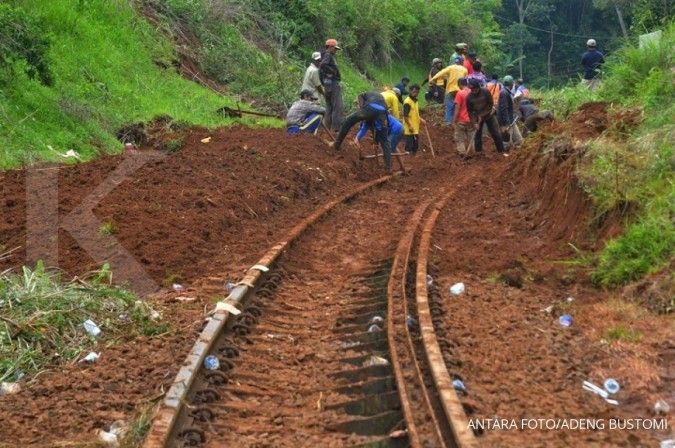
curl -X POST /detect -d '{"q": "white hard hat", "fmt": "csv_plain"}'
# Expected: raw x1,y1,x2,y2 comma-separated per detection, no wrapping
587,39,597,47
312,51,322,60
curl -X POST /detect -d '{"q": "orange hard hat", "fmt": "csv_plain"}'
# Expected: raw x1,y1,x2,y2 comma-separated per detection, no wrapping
325,38,341,49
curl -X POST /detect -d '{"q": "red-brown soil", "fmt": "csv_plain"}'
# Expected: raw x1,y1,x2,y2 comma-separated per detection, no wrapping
0,106,671,447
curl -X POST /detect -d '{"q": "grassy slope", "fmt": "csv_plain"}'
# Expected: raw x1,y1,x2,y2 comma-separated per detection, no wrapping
0,1,426,169
0,0,274,169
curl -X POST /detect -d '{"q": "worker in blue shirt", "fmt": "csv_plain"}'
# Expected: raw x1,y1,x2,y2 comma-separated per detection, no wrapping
353,113,403,172
581,39,605,91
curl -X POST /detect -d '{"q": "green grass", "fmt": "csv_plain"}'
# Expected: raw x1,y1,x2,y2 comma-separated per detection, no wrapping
98,220,117,236
0,0,279,169
0,261,165,382
605,324,644,343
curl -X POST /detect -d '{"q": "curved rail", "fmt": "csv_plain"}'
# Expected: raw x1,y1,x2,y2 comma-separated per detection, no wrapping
143,174,397,448
415,190,478,447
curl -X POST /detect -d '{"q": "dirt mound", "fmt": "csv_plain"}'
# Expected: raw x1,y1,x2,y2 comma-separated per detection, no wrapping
504,101,643,249
0,127,379,292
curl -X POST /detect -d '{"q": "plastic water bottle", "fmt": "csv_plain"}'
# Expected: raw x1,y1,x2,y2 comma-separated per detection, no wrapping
558,314,573,327
370,316,384,325
406,315,418,329
426,275,433,287
204,355,220,370
83,319,102,337
450,282,465,295
368,324,382,333
452,379,467,393
604,378,620,394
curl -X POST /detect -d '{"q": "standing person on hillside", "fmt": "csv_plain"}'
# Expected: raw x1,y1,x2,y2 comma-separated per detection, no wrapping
395,76,410,97
513,78,529,100
320,38,344,131
466,78,506,155
486,74,502,106
468,60,487,85
301,51,324,100
497,76,523,149
581,39,605,91
353,113,404,172
333,91,388,150
286,90,326,135
451,77,473,157
427,58,445,104
464,51,477,75
403,85,425,156
382,87,402,120
451,43,468,66
429,58,468,125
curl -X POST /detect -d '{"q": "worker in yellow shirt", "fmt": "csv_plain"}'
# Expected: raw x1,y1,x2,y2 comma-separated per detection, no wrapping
381,87,402,120
428,58,468,125
403,85,425,155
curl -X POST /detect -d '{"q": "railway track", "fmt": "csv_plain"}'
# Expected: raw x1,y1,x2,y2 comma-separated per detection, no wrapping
143,175,477,448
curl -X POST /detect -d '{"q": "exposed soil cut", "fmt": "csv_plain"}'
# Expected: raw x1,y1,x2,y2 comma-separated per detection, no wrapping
0,106,671,447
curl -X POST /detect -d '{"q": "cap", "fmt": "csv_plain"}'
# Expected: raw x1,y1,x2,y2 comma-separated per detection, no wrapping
502,75,514,86
325,38,341,49
392,87,401,95
587,38,597,47
456,43,468,50
432,57,442,64
402,76,410,82
468,78,481,89
300,89,316,99
311,51,321,60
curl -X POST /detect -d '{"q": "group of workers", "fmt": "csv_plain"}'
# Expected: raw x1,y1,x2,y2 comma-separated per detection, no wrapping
286,38,597,171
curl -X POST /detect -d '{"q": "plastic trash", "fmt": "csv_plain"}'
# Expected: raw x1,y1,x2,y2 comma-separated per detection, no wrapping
542,305,554,314
172,283,184,291
370,315,384,325
124,143,135,154
603,378,620,394
204,355,220,370
566,296,575,303
83,319,102,337
0,382,21,396
363,355,389,367
200,137,212,144
98,429,118,446
118,312,130,322
582,380,619,405
225,281,237,293
558,314,573,327
406,315,418,329
81,352,100,364
452,379,467,393
654,399,670,415
449,282,465,295
368,324,382,333
426,275,433,287
661,440,675,448
149,309,161,321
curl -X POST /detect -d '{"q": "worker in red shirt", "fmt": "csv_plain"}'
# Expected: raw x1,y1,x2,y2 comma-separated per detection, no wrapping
451,78,473,157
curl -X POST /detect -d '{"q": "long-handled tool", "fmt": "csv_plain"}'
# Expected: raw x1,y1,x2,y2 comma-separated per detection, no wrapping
217,103,279,119
423,122,435,157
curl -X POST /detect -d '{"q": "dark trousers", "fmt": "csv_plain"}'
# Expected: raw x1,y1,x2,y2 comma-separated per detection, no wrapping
324,81,344,131
334,105,387,149
474,113,506,153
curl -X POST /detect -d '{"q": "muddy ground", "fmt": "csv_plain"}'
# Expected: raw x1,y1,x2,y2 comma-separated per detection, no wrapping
0,106,672,447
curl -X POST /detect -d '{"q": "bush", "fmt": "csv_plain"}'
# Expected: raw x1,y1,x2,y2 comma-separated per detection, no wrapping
0,4,53,85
